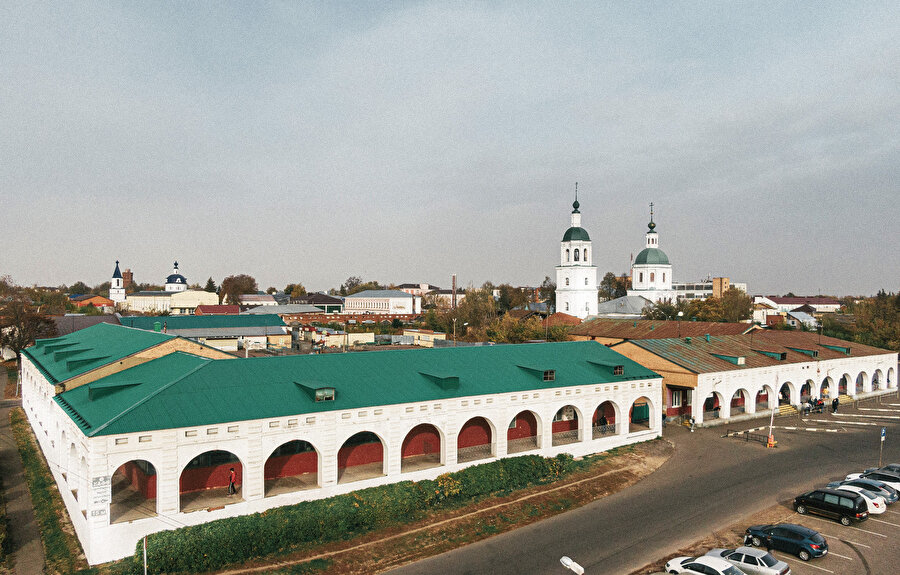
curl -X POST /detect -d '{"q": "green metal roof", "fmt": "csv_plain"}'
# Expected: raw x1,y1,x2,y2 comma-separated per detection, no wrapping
22,323,174,384
118,314,286,331
54,341,660,437
562,227,590,242
633,247,670,265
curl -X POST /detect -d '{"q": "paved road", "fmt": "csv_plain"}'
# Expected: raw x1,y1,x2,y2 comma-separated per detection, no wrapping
389,398,900,575
0,367,45,575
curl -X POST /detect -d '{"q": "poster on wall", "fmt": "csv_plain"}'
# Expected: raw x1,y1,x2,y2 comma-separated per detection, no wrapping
91,475,111,507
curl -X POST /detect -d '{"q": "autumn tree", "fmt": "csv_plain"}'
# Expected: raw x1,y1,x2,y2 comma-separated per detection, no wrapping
220,274,258,305
496,284,529,313
721,288,752,322
599,272,618,301
0,295,58,360
642,298,690,320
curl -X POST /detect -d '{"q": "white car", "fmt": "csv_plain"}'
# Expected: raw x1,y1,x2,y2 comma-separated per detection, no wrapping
665,555,747,575
835,485,887,514
705,547,791,575
846,470,900,492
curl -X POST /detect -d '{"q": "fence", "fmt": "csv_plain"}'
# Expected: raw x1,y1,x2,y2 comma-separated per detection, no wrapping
507,436,538,454
592,423,616,439
456,444,492,463
724,429,773,447
551,429,579,447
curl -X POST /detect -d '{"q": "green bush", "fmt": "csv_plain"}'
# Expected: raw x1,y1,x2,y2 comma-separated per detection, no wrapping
131,452,581,574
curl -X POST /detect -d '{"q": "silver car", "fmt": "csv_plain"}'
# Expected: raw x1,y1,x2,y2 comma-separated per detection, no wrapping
706,546,791,575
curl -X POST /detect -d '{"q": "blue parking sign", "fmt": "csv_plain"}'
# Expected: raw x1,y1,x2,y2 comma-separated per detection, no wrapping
882,427,887,441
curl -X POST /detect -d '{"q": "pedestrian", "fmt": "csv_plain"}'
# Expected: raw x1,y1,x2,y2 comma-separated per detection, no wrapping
662,412,667,428
689,416,695,432
227,467,236,496
832,397,839,414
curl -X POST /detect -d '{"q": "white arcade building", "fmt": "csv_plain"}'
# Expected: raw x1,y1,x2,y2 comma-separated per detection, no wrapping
20,323,662,564
555,193,598,319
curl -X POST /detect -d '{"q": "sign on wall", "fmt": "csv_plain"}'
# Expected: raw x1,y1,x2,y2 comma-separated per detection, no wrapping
91,475,112,507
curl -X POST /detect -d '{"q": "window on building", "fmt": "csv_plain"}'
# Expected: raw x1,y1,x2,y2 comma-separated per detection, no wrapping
315,387,335,401
574,249,580,261
584,278,588,285
584,248,588,261
565,278,569,286
639,273,643,282
543,370,555,381
565,249,570,262
671,390,682,408
565,302,569,311
613,365,624,375
585,302,589,311
663,273,666,282
650,272,655,282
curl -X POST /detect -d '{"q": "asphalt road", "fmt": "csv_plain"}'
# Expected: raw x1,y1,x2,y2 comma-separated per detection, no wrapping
388,396,900,575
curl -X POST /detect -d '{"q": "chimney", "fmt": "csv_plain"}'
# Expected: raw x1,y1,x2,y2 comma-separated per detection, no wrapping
452,274,457,309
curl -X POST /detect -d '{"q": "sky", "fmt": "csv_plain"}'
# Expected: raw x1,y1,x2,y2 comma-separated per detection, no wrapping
1,2,898,297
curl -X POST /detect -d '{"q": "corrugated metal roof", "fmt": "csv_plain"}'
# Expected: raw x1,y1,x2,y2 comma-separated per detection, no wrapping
55,340,660,436
628,331,894,374
118,314,286,331
243,304,321,314
22,323,173,384
571,318,754,339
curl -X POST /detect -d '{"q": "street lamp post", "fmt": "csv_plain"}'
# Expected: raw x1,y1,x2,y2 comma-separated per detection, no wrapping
677,310,684,337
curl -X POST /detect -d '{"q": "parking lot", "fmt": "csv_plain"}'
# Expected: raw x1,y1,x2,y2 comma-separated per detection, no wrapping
636,393,900,575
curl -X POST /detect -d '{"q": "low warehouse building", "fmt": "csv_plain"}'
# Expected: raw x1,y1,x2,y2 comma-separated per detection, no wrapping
20,325,662,564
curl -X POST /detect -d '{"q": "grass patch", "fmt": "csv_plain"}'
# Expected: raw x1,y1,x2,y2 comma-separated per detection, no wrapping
10,408,88,574
3,366,17,399
0,474,9,571
266,558,332,574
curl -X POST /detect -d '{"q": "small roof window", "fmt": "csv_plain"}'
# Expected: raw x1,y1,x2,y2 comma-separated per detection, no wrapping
315,387,335,402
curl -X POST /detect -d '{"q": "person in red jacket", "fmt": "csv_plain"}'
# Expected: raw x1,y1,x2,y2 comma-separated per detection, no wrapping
227,467,236,496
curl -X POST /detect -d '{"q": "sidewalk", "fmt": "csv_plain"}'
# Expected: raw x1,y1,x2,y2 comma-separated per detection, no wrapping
0,366,45,575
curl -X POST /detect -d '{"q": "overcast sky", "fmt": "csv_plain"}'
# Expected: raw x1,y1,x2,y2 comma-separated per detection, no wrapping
2,2,897,296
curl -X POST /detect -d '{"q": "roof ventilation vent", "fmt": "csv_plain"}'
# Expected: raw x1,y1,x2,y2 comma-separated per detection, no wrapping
685,337,691,343
705,333,710,342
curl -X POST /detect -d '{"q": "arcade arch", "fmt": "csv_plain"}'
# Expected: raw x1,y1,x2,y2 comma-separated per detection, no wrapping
731,389,749,415
507,410,539,454
338,431,385,484
264,440,319,497
629,396,653,431
458,416,495,463
110,460,157,524
180,449,243,512
551,405,581,446
401,424,443,473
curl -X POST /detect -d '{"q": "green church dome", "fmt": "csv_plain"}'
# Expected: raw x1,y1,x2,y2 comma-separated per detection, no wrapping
562,227,590,242
633,247,670,265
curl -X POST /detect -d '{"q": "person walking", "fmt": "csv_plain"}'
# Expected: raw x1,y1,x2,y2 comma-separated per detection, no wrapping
831,397,839,414
227,467,236,496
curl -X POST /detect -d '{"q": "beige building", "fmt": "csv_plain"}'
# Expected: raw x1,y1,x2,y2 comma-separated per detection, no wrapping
403,328,447,348
124,290,219,315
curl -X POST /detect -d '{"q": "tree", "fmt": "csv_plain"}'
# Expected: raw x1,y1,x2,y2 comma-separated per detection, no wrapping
266,286,277,295
204,277,217,293
496,284,529,314
0,298,58,360
538,276,556,311
285,283,307,298
68,281,90,295
90,281,110,295
220,274,258,305
721,288,752,322
340,276,362,296
642,299,690,320
615,274,629,298
455,288,498,332
599,272,618,301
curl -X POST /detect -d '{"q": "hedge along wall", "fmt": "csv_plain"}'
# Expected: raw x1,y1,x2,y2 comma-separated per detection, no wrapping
131,452,577,574
0,475,8,563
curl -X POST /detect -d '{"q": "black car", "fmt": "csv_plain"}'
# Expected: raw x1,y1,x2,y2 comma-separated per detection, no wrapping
794,488,868,525
865,463,900,474
744,523,827,561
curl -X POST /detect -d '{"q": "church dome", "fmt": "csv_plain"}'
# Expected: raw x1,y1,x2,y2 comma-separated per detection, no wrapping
562,227,590,242
166,273,187,285
633,247,670,266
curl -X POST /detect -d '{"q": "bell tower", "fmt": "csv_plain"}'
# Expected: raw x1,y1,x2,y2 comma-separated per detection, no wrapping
555,184,598,319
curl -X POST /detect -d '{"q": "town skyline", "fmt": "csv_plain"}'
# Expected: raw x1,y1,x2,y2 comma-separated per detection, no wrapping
3,2,898,296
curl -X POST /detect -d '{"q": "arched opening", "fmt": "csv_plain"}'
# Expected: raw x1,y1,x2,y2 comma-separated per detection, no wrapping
778,382,794,405
401,424,442,473
755,386,773,411
839,374,850,395
629,396,653,431
574,248,580,261
873,370,883,391
507,411,539,454
458,417,494,463
67,443,77,485
338,431,385,484
583,248,588,262
801,380,813,402
889,368,896,388
820,376,833,399
856,372,868,394
565,249,570,262
551,405,580,446
703,392,722,420
111,460,157,524
264,440,318,497
180,450,243,512
592,401,618,438
731,389,749,415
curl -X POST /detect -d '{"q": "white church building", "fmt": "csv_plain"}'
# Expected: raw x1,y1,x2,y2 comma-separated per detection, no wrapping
112,261,218,314
627,204,677,303
555,193,598,319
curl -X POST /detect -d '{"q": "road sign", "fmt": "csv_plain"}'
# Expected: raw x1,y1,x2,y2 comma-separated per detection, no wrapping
882,427,887,442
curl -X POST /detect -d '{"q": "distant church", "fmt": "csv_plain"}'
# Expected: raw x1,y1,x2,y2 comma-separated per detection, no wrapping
109,261,216,314
555,189,598,319
627,204,676,303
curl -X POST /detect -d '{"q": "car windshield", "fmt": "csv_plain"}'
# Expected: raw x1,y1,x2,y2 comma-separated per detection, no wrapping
859,489,876,500
760,554,778,567
723,566,744,575
811,533,825,544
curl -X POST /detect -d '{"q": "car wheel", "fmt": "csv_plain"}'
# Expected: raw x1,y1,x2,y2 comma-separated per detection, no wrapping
796,504,807,514
751,536,763,547
799,549,811,561
840,515,852,526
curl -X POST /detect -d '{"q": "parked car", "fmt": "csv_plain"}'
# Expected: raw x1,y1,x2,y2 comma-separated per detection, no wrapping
864,463,900,474
665,555,747,575
847,469,900,491
705,547,791,575
826,478,899,503
794,487,868,525
744,523,828,561
834,485,887,514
